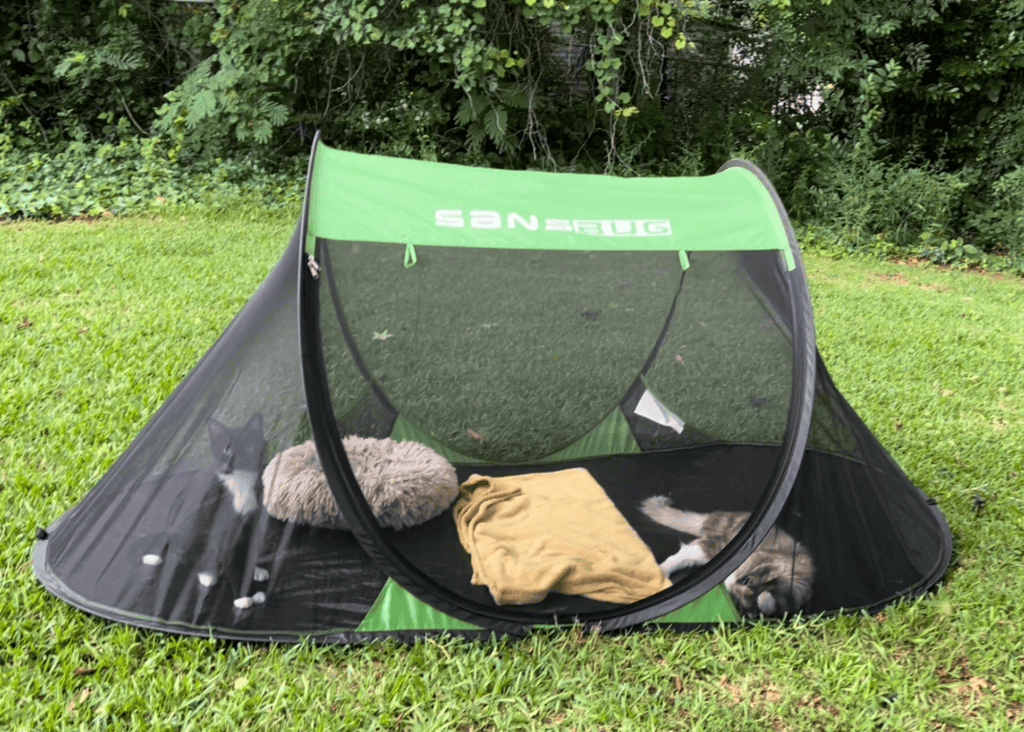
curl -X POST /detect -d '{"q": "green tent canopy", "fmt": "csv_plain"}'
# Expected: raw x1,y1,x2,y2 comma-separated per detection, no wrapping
33,135,950,642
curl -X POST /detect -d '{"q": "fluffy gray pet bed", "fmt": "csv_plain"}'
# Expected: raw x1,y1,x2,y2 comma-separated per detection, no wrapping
261,436,460,530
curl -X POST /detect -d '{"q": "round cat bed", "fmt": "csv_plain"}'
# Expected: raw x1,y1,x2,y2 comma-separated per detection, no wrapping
262,437,459,531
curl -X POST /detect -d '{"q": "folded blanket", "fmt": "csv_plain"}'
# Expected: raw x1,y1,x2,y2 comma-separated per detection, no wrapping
452,468,672,605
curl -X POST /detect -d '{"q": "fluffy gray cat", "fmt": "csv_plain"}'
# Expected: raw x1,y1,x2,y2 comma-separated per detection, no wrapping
639,495,814,617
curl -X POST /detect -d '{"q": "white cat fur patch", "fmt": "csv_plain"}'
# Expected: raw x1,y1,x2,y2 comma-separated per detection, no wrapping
658,543,708,576
218,470,259,514
757,591,777,615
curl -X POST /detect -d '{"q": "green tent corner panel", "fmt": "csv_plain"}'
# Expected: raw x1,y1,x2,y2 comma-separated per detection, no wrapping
536,408,641,463
354,576,736,635
530,583,740,631
390,404,641,466
389,414,486,465
648,582,740,625
357,578,484,633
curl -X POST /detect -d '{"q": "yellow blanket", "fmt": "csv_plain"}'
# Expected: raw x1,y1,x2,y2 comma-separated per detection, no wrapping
452,468,672,605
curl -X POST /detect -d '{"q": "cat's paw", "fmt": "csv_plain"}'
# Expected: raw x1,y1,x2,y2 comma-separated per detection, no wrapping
640,495,672,512
660,542,707,575
660,558,699,575
253,566,269,582
756,591,778,616
233,592,267,610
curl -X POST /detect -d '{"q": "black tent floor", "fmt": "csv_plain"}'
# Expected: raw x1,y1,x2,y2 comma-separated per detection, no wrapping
396,444,781,617
36,443,950,640
398,445,949,619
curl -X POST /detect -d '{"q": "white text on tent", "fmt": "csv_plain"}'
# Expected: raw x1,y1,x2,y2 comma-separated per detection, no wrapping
435,210,672,237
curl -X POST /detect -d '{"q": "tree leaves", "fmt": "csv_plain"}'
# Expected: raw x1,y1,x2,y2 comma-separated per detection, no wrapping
466,122,487,152
457,90,515,155
455,94,482,126
185,89,217,129
482,106,508,140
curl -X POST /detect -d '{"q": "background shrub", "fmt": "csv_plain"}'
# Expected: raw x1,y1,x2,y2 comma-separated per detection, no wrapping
1,0,1023,270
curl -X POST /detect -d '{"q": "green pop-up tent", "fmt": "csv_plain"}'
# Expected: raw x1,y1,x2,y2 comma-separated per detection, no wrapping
33,134,950,642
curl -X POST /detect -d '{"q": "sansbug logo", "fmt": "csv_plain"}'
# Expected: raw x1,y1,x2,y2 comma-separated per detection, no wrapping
435,210,672,237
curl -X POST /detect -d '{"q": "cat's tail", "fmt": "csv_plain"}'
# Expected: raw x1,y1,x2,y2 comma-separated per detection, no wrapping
639,495,705,536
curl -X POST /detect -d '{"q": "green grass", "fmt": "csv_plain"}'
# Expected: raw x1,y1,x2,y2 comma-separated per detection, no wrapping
3,213,1024,730
321,243,684,461
324,244,793,462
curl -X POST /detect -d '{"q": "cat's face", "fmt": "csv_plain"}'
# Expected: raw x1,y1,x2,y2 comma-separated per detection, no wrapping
725,546,813,618
207,414,265,473
726,562,795,617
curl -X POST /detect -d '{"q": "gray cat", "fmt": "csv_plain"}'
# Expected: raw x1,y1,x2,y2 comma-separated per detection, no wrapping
639,495,814,617
141,414,270,613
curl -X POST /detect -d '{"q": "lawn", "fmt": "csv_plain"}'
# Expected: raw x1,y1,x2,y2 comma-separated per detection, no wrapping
325,242,791,462
2,211,1023,731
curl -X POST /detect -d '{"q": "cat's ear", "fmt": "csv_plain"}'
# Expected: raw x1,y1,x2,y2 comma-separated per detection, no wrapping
243,413,263,434
207,417,228,443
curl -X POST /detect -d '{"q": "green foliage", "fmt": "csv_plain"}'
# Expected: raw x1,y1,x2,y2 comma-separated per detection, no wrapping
751,0,1024,261
967,166,1024,262
0,130,303,220
808,144,969,252
148,0,708,167
154,0,305,154
3,0,1024,272
778,136,1024,272
0,0,214,147
756,0,1023,157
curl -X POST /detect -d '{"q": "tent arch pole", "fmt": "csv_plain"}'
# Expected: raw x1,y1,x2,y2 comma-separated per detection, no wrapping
298,140,820,634
316,238,690,465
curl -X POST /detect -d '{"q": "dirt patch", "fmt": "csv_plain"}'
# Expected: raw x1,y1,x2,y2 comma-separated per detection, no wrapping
951,676,993,706
873,272,910,285
1007,701,1022,724
719,674,745,704
935,657,1002,720
794,693,840,717
872,268,953,292
936,656,972,684
716,674,795,708
713,675,842,729
880,254,1022,285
